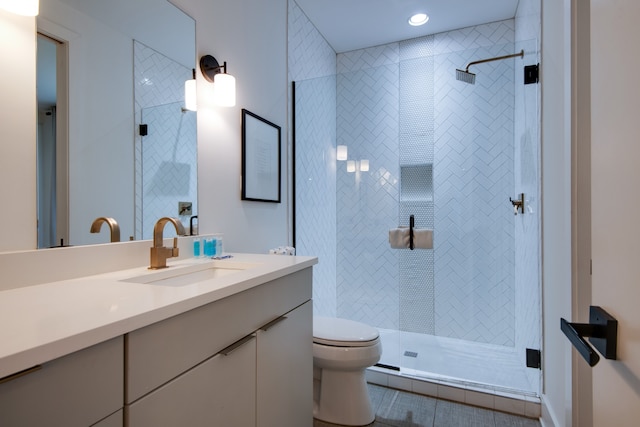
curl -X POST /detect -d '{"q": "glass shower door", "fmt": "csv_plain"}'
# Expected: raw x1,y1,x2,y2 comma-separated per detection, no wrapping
395,42,541,395
293,38,540,396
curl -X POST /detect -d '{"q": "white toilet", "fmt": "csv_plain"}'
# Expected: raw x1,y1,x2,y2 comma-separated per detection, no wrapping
313,316,382,426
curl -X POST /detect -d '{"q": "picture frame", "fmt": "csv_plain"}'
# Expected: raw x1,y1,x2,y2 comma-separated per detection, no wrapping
241,109,281,203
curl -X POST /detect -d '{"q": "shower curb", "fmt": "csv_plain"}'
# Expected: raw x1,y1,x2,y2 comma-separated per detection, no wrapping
366,366,541,420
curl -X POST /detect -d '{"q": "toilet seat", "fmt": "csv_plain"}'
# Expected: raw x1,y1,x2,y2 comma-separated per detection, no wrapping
313,316,379,347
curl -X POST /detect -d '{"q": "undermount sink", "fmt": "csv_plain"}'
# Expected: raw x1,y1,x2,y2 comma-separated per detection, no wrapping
121,261,259,287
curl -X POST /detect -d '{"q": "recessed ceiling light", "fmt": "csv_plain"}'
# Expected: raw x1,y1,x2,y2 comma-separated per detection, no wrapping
408,13,429,27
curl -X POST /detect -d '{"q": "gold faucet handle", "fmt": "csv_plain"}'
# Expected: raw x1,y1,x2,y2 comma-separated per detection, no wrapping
172,237,179,257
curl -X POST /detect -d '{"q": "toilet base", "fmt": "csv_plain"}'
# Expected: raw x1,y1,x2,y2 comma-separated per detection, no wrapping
313,368,375,426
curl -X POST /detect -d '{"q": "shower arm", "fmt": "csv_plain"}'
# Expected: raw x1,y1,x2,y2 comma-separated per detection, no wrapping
463,49,524,72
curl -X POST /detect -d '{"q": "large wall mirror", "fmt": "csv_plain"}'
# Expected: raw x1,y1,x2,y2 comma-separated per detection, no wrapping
36,0,197,248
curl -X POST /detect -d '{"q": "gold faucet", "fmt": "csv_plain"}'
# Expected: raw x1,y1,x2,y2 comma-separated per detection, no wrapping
150,217,186,269
90,217,121,242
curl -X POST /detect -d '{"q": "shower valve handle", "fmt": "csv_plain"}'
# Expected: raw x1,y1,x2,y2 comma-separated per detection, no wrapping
510,193,525,215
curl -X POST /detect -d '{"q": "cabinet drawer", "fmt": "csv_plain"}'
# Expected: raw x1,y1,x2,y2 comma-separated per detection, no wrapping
126,334,256,427
92,409,123,427
0,337,123,427
126,267,312,403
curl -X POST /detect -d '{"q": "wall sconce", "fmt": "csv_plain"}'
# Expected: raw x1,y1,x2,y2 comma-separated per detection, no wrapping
199,55,236,107
184,69,197,111
337,145,348,161
0,0,39,16
359,159,369,172
347,160,356,173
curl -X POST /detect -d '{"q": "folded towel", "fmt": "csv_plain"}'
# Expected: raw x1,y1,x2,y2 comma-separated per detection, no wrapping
389,227,434,250
412,229,433,249
269,246,296,255
389,227,410,249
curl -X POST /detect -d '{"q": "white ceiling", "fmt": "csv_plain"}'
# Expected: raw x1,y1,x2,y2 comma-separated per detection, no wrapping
294,0,520,53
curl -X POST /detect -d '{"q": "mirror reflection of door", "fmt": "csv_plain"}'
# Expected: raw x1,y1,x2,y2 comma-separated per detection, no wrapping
36,33,68,248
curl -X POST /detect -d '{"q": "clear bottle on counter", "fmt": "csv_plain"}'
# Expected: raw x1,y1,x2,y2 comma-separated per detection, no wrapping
215,233,224,256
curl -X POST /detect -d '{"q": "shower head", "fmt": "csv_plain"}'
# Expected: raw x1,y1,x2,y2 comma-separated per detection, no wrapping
456,69,476,85
456,49,525,85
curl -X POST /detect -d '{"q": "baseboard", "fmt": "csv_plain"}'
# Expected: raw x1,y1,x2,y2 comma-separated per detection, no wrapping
540,394,561,427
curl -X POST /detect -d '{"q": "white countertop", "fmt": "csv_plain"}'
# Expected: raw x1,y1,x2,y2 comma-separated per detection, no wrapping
0,253,317,379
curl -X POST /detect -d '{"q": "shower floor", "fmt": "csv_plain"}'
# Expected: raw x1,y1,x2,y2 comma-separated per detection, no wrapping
377,328,538,395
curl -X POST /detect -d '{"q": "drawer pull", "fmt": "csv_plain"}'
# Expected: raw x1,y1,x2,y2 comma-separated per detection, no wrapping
0,365,42,385
220,334,255,356
260,316,287,332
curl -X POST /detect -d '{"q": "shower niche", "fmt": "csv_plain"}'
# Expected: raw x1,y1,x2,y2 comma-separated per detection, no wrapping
400,164,433,202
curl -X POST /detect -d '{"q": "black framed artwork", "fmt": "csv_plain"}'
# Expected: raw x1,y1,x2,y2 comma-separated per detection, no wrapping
241,109,281,203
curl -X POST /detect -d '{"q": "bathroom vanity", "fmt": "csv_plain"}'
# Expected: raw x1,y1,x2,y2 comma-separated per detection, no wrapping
0,248,316,427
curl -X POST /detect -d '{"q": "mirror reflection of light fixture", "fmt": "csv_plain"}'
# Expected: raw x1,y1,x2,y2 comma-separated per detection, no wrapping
184,69,197,111
347,160,356,173
199,54,236,107
360,159,369,172
0,0,39,16
337,145,348,161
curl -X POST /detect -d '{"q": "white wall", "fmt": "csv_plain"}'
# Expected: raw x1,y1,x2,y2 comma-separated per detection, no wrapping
540,0,573,425
590,0,640,424
172,0,289,254
0,10,37,252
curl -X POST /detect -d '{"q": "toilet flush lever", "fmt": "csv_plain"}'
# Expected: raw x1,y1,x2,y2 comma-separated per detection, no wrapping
510,193,525,215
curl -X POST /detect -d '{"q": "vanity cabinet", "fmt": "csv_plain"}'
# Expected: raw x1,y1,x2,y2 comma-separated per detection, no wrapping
125,267,313,427
257,300,312,427
0,337,124,427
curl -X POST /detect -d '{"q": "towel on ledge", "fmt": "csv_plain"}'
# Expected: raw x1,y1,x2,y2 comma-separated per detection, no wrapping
389,227,410,249
388,228,434,250
412,229,433,249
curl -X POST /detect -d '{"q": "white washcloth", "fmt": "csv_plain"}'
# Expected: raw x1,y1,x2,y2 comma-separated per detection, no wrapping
269,246,296,255
412,229,433,249
389,227,410,249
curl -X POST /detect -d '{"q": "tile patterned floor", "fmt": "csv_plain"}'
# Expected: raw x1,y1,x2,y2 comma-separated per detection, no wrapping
313,384,541,427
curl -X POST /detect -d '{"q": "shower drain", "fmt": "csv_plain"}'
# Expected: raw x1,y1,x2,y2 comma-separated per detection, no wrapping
403,351,418,358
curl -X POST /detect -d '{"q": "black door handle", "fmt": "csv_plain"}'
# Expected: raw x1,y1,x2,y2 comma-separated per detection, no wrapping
561,306,617,367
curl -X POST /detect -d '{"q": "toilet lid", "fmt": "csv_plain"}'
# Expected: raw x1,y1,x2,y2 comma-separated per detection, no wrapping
313,317,380,347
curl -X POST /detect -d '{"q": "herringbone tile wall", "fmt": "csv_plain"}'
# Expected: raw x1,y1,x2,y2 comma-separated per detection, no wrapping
134,41,197,240
335,59,401,329
288,0,336,82
331,20,519,346
288,0,338,317
140,103,197,240
433,42,516,345
294,76,338,317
